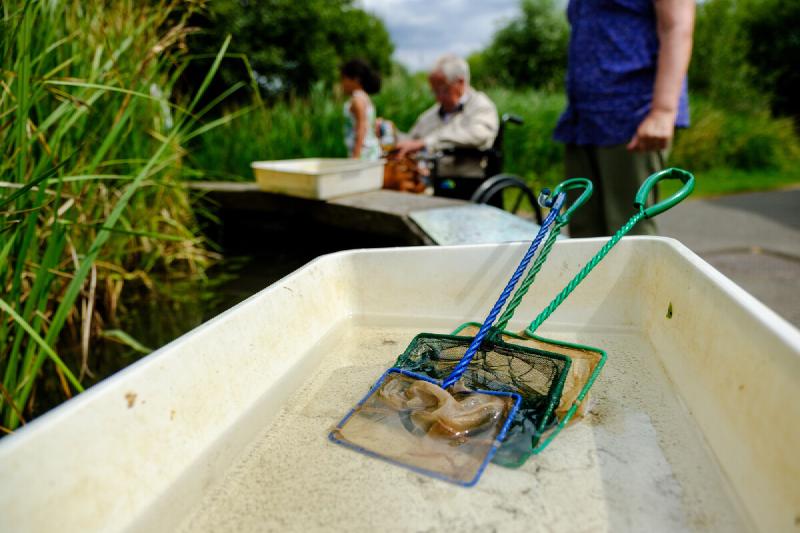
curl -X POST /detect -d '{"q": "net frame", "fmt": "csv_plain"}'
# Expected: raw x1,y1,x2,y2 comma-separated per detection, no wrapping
393,332,573,462
451,322,606,465
329,367,522,487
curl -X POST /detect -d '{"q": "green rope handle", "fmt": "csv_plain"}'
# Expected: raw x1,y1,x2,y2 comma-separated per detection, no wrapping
524,167,695,336
491,178,593,337
525,212,644,336
493,219,565,333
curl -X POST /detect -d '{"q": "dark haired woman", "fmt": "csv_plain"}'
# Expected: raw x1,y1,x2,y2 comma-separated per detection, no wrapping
340,59,381,161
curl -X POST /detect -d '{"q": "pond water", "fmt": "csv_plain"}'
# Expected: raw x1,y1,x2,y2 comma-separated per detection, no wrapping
37,219,405,421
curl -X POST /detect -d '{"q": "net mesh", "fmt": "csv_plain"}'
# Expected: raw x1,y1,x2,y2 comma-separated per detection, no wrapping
512,335,602,421
394,333,570,466
455,325,604,421
330,370,520,486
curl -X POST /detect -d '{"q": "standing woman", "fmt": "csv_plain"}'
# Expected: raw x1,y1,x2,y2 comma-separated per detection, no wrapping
340,59,381,161
554,0,695,237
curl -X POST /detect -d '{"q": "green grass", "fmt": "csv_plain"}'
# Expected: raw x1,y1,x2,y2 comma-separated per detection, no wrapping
661,167,800,199
186,84,348,180
671,99,800,173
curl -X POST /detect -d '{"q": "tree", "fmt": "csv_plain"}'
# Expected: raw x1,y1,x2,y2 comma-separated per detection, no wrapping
184,0,393,99
469,0,568,91
689,0,766,113
740,0,800,123
689,0,800,124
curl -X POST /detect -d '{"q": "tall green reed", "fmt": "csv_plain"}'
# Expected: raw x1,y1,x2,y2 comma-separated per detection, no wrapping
186,83,348,180
0,0,232,431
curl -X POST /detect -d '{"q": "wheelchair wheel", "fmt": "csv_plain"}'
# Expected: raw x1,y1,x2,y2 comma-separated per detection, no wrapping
433,176,502,208
470,174,543,224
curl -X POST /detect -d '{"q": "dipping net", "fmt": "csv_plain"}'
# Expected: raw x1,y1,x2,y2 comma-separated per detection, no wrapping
330,189,571,485
393,333,571,467
330,368,521,486
445,324,605,465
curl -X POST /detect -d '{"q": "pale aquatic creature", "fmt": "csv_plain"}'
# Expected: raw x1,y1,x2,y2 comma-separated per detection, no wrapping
378,377,506,439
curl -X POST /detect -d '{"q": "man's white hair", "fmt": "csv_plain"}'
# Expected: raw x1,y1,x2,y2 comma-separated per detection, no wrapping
432,54,470,86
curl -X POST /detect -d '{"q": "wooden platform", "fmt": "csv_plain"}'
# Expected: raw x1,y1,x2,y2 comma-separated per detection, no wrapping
189,182,542,247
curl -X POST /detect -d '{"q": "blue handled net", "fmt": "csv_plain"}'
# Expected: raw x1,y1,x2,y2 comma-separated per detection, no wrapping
329,193,569,486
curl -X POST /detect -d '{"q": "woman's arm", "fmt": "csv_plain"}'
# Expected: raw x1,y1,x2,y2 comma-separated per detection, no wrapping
350,94,368,158
627,0,695,152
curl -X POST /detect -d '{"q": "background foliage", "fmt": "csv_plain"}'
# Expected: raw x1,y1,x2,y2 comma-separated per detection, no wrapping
182,0,394,100
183,0,800,187
469,0,568,91
689,0,800,123
187,0,800,195
0,0,226,430
739,0,800,123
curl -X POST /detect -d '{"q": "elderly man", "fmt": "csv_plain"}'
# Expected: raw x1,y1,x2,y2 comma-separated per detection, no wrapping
395,54,499,200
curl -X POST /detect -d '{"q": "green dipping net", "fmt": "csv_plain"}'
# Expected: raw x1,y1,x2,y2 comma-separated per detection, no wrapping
448,324,605,466
330,191,572,485
395,169,695,466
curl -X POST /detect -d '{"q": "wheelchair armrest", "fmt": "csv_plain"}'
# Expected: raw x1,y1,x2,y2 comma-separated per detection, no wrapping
501,113,524,126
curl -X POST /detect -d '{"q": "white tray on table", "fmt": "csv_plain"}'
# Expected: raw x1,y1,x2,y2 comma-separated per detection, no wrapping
251,157,384,200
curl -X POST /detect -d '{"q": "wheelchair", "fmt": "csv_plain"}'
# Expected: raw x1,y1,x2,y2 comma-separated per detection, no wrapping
427,113,543,224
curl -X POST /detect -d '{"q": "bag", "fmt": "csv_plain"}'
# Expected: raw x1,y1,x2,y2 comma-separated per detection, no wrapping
383,151,426,193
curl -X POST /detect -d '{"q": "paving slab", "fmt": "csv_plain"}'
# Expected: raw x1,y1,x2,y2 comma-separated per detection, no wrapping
410,204,544,245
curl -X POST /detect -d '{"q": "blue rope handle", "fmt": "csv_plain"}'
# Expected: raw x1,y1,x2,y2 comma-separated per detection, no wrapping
441,192,567,389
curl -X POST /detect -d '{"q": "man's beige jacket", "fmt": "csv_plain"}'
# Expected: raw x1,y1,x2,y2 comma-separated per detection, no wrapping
409,88,499,178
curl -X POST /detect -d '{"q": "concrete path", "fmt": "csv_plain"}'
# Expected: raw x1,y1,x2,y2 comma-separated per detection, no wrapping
658,188,800,327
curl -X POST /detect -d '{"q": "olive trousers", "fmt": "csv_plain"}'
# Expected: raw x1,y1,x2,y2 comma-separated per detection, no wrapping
564,143,669,237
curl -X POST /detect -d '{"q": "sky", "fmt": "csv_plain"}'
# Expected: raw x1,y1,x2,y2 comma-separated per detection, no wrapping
358,0,521,72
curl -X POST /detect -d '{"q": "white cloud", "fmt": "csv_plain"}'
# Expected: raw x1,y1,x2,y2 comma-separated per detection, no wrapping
358,0,520,71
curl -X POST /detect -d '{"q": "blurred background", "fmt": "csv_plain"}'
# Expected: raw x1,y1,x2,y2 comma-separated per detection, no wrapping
183,0,800,196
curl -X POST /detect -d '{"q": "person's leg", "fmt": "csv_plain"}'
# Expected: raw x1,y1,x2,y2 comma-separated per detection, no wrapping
593,145,668,236
565,144,608,237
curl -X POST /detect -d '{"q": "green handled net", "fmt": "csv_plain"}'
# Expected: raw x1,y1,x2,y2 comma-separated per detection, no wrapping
330,191,573,486
396,168,696,467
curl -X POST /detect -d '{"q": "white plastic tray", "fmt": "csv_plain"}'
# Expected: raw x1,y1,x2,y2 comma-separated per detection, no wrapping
251,157,384,199
1,238,798,532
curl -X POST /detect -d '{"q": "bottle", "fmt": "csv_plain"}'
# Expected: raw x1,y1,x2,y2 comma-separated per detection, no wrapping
376,118,396,155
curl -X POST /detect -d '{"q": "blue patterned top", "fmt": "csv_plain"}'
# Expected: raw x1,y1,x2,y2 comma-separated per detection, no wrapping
344,90,381,161
554,0,690,146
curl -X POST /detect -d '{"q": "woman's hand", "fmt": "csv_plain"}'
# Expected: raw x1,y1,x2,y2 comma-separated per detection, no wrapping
626,108,676,152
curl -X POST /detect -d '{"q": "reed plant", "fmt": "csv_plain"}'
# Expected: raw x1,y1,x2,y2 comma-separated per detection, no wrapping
186,83,348,180
0,0,233,431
